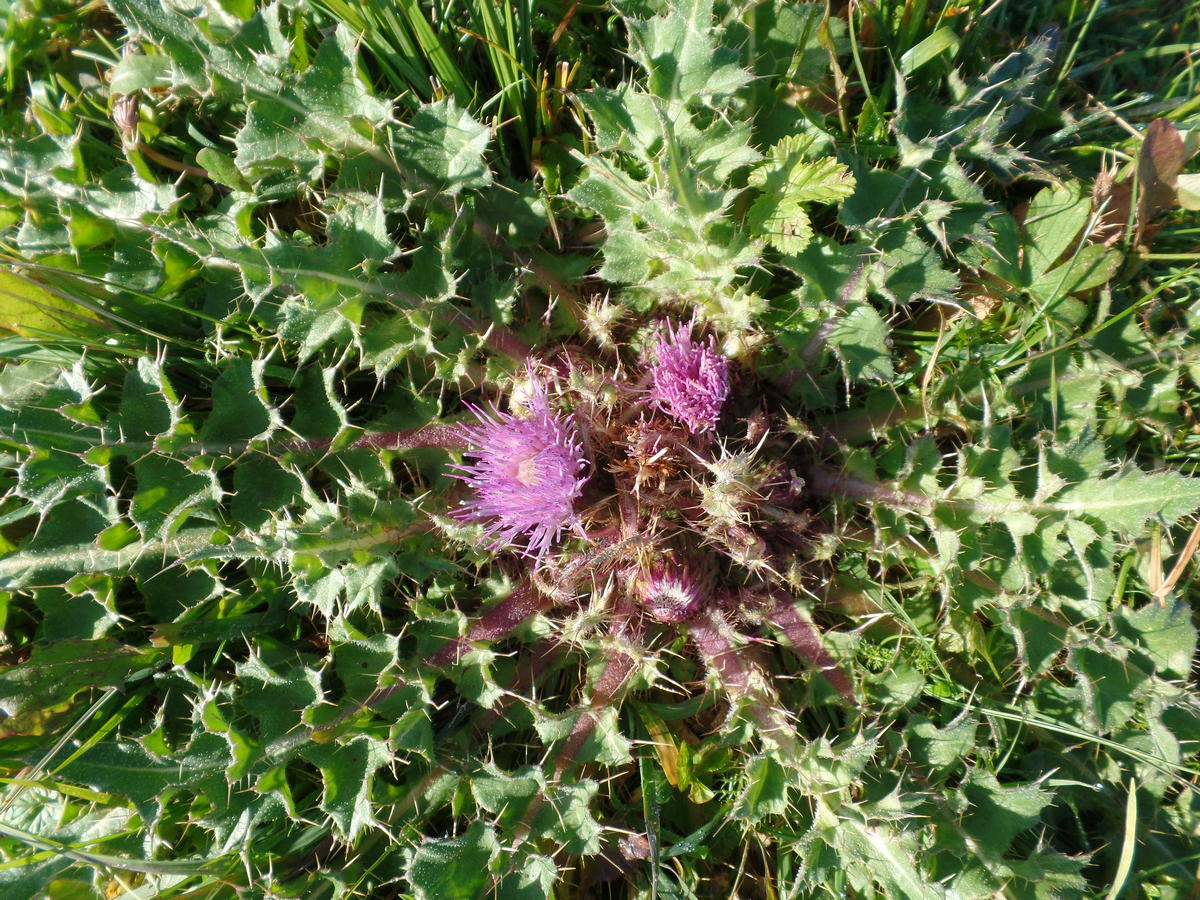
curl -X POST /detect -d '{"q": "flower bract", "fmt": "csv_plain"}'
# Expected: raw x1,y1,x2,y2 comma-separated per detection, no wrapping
637,559,708,623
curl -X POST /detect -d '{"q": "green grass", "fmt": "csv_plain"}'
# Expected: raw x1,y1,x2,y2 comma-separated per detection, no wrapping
0,0,1199,898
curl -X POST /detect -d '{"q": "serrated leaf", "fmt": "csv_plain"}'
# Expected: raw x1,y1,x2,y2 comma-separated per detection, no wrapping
749,136,856,204
834,812,945,899
235,650,323,738
231,456,302,529
234,26,390,179
303,734,390,840
200,358,277,445
875,230,959,302
131,455,221,539
735,754,789,820
539,780,604,855
1051,468,1200,535
496,853,556,900
390,99,492,193
115,358,183,444
959,770,1051,857
63,734,231,824
472,767,542,827
828,303,895,381
907,714,978,771
1115,599,1197,681
627,0,751,104
407,821,499,900
534,705,633,766
1069,645,1148,733
16,448,108,513
747,195,813,254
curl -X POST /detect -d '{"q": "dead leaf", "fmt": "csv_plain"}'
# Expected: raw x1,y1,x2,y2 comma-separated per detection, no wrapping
1136,117,1186,245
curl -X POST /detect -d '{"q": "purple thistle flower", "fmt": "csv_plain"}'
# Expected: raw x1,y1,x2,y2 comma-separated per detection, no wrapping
649,319,730,434
637,560,708,623
451,371,589,559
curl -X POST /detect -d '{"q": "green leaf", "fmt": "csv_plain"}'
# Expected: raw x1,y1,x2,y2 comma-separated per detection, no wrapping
16,448,107,514
390,99,492,194
0,639,158,737
1069,645,1148,733
1023,183,1090,279
131,455,221,539
874,231,959,303
747,195,813,254
534,705,632,767
496,854,556,900
64,733,231,824
959,770,1051,857
828,303,895,381
834,811,944,900
234,26,390,179
1052,468,1200,536
538,780,604,855
1029,242,1120,298
0,271,100,336
406,821,499,900
472,767,543,828
735,754,789,820
907,714,978,771
1115,599,1197,681
115,358,184,445
303,734,390,841
626,0,751,105
199,358,277,445
231,456,302,529
748,136,857,204
235,650,323,738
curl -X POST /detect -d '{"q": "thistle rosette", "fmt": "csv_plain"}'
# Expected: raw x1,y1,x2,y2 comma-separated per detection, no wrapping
451,371,589,559
649,319,730,434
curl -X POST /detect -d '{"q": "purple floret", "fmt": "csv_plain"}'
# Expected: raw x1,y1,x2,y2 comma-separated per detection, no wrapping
649,319,730,434
451,371,588,559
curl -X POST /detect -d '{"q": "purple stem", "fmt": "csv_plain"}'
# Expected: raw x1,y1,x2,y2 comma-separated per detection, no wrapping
552,627,641,778
430,581,550,668
764,591,856,702
293,423,470,455
688,607,798,753
807,465,933,512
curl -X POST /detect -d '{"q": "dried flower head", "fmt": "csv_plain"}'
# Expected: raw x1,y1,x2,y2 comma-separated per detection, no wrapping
452,370,589,558
637,559,708,623
649,319,730,434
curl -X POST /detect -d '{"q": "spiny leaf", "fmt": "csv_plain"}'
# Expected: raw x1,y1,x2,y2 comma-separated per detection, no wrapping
626,0,751,105
0,639,159,738
406,821,499,900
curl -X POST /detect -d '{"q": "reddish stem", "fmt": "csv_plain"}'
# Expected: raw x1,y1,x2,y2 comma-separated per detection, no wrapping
764,591,856,702
293,423,470,455
552,615,644,778
430,581,550,667
349,424,469,451
688,607,798,753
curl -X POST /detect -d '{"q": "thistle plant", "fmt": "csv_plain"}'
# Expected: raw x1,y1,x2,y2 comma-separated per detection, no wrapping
437,314,850,725
3,0,1200,898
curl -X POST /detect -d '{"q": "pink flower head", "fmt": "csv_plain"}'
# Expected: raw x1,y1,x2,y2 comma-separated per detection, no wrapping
649,319,729,434
637,560,707,623
451,370,588,559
